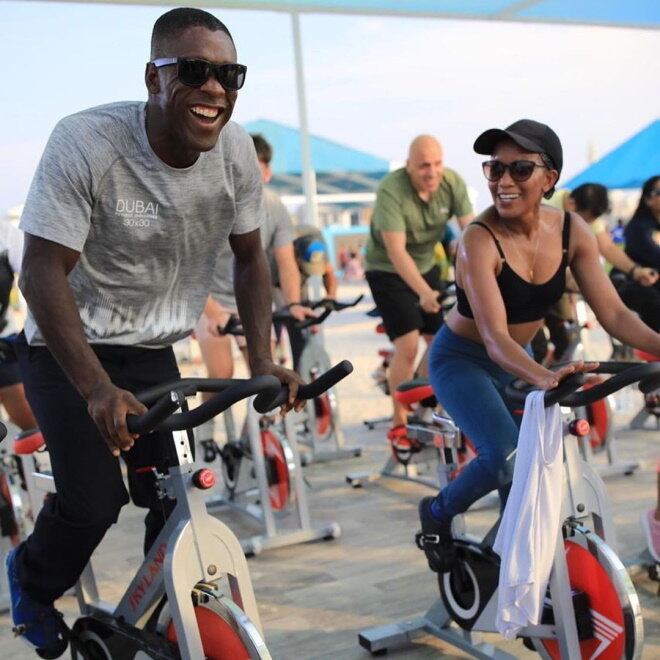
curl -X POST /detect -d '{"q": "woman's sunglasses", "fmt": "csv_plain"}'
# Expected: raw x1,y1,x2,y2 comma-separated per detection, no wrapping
151,57,247,91
482,159,548,183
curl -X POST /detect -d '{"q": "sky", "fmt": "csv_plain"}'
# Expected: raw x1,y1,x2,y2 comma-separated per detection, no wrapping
0,1,659,214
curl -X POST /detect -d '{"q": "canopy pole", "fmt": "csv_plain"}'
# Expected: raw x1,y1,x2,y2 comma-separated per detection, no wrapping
291,11,319,227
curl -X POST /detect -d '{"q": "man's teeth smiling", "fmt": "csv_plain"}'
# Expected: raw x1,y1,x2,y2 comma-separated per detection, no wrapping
499,193,520,201
190,105,220,119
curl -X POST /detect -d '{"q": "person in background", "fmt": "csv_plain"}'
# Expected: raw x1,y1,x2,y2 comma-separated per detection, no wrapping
194,134,314,451
343,248,365,281
572,179,660,332
364,135,473,449
624,175,660,271
0,220,37,430
273,226,338,369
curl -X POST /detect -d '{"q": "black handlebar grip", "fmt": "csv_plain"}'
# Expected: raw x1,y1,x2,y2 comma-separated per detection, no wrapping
253,360,354,413
127,391,182,434
505,361,660,408
639,373,660,394
128,376,281,434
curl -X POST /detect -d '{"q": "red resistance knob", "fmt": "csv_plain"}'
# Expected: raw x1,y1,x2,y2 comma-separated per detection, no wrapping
193,468,216,490
569,419,590,437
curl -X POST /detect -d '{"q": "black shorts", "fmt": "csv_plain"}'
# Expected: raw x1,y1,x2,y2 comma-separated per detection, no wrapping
0,334,20,388
366,266,444,341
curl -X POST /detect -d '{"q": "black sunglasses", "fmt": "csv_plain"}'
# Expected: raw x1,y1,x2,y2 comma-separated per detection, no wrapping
151,57,247,91
482,159,548,183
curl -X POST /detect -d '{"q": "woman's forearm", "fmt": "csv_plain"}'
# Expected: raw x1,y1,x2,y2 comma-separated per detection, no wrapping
600,305,660,356
483,330,554,386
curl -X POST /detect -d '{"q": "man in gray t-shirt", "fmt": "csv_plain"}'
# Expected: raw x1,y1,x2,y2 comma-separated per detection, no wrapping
7,9,302,655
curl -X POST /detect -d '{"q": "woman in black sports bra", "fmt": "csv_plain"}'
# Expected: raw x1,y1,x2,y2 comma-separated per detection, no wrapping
417,119,660,574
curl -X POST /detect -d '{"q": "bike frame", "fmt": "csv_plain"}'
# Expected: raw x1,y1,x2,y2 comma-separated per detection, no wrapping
84,428,262,660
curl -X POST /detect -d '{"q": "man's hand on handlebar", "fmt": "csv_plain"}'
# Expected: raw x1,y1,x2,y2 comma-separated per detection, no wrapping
288,302,316,322
535,360,599,391
419,290,441,314
250,358,306,413
86,382,148,456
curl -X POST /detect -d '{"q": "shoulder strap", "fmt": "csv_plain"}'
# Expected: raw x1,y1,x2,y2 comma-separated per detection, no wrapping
562,212,572,252
472,221,505,259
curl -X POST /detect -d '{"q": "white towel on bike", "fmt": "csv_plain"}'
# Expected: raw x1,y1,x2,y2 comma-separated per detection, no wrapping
493,389,564,639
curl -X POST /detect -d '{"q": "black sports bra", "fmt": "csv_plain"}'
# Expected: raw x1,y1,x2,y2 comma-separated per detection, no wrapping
455,212,571,324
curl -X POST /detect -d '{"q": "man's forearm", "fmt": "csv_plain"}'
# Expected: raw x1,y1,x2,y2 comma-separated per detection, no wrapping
20,265,110,399
277,260,302,305
387,249,434,297
234,249,273,371
323,266,338,298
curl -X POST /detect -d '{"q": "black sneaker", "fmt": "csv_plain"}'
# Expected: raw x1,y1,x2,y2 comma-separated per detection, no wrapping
415,497,457,573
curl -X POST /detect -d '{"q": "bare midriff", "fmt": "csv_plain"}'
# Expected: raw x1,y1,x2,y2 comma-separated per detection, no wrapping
445,308,544,348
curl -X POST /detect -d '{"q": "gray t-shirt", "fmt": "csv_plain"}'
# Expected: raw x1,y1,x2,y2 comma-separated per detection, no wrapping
20,102,263,347
210,186,293,308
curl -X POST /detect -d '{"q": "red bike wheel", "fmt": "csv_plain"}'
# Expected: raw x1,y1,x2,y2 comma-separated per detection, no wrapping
261,429,291,512
166,603,251,659
314,393,332,437
540,540,626,660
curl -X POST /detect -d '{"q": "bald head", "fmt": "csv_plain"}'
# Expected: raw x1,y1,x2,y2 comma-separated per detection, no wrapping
406,135,444,198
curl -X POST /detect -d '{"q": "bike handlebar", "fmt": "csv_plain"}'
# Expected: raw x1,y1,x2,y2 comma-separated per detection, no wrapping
309,294,364,312
219,295,364,335
253,360,354,413
125,360,354,432
126,375,281,434
505,361,660,408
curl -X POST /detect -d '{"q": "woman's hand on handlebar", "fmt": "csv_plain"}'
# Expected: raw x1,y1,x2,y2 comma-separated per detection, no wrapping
250,358,306,413
535,360,599,390
87,381,148,457
634,267,659,287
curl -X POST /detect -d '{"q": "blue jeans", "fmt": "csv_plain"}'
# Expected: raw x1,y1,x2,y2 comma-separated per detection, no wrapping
429,325,523,522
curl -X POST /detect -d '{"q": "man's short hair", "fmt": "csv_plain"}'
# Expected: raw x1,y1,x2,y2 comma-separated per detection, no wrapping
570,183,609,218
151,8,233,59
251,134,273,164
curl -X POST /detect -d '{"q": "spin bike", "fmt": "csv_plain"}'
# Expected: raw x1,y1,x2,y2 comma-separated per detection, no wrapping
554,296,639,478
202,356,352,555
3,375,285,659
363,284,457,431
347,377,477,491
220,300,363,465
358,360,660,659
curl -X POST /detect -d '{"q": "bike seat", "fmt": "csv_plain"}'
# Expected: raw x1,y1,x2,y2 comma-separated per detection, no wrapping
13,429,46,455
395,378,437,407
634,349,659,363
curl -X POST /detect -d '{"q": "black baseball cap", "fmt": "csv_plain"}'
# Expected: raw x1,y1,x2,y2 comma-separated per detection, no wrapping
473,119,563,175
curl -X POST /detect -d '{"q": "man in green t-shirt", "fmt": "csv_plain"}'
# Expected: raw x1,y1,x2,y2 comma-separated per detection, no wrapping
365,135,473,440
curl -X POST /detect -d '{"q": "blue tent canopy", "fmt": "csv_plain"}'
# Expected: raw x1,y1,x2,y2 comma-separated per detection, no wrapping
243,119,389,195
23,1,660,29
244,119,389,174
565,120,660,190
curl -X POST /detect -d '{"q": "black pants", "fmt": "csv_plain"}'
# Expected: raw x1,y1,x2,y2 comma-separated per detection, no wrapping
611,276,660,332
14,333,180,605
